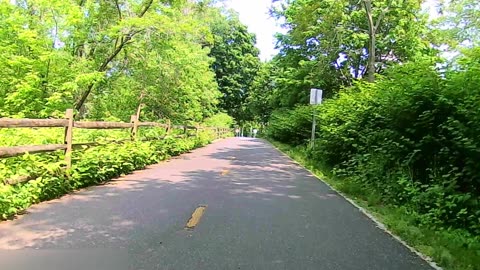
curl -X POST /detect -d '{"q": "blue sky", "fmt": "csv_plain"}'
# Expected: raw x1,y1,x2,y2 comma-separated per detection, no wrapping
225,0,439,61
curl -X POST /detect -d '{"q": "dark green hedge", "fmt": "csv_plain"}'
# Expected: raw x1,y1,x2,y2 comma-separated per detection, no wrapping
266,50,480,235
266,106,314,146
0,131,215,219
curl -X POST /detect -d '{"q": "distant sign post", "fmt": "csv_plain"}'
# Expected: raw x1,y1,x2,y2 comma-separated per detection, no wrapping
310,89,323,148
310,88,323,105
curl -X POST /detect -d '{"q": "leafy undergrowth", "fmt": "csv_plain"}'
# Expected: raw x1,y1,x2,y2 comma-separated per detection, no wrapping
270,140,480,270
0,128,221,220
267,58,480,238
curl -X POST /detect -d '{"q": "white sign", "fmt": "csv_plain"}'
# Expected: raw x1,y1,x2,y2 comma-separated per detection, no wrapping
310,89,323,105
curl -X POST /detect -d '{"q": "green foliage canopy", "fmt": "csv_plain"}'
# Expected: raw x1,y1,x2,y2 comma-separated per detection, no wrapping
263,0,432,109
208,9,261,123
0,0,246,123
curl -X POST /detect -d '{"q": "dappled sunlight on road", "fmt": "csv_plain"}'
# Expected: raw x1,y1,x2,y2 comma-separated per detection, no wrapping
0,138,337,250
0,138,433,270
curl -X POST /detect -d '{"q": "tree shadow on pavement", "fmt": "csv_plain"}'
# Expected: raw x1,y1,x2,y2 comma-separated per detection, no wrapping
0,138,432,270
0,138,335,250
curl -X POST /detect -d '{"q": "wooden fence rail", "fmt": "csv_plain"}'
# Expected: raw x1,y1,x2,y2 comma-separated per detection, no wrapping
0,119,69,128
0,109,231,171
74,121,134,129
137,122,169,128
0,144,67,158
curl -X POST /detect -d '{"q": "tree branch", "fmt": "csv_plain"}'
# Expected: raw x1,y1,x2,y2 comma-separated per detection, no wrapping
364,0,376,82
138,0,154,17
114,0,123,20
74,0,154,114
374,0,394,32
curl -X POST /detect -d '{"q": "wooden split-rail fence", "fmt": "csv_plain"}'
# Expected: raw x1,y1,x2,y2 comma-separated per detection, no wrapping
0,109,231,173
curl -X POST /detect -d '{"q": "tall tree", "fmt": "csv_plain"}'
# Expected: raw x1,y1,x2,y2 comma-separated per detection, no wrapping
363,0,393,82
246,62,276,124
0,0,222,122
73,0,156,113
270,0,431,106
208,10,261,123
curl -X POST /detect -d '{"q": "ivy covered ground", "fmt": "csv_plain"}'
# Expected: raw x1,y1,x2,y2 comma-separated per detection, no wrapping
0,127,224,220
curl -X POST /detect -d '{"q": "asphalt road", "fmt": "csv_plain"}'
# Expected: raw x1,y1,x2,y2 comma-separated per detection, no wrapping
0,138,434,270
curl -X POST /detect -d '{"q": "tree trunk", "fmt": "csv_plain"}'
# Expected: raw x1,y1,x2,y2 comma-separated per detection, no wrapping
368,29,376,82
364,0,376,83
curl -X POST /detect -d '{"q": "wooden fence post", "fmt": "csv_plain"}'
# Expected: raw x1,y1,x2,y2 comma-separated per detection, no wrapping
166,119,171,134
130,115,138,140
64,109,74,170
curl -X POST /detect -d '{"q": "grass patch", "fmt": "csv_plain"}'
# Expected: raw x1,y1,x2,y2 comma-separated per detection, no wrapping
269,139,480,270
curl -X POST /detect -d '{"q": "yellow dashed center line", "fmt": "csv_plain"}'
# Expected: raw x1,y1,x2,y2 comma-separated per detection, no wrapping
185,205,207,229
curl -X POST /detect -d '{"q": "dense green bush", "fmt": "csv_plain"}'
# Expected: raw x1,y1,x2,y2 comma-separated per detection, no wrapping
323,58,479,234
267,50,480,235
0,130,216,219
266,106,314,145
203,112,235,128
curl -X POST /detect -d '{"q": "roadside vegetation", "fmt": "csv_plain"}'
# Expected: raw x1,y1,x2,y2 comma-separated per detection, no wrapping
0,1,250,219
271,140,479,270
0,127,221,219
1,0,480,269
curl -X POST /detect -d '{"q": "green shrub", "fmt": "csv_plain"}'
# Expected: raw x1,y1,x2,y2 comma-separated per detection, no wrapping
267,51,480,235
203,112,235,128
318,58,480,234
0,129,215,219
266,106,314,145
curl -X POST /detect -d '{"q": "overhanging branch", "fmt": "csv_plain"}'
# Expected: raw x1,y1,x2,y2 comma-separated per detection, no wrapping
374,0,394,32
74,0,155,113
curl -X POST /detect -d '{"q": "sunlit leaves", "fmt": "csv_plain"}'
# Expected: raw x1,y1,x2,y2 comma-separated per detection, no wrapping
208,9,261,123
265,0,430,109
432,0,480,47
0,0,224,122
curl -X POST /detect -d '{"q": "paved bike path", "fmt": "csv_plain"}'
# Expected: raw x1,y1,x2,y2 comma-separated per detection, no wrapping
0,138,434,270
